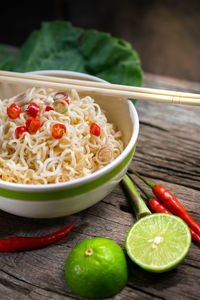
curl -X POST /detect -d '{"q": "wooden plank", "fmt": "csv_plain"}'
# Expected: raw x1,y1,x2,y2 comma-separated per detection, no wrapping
0,73,199,299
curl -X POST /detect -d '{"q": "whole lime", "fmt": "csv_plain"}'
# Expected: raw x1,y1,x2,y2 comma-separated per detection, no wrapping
65,237,129,299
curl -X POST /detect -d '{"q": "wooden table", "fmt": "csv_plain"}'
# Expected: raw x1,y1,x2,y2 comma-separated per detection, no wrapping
0,73,199,299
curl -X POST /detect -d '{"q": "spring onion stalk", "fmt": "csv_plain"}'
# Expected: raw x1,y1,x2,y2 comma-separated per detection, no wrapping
121,174,151,219
128,167,155,189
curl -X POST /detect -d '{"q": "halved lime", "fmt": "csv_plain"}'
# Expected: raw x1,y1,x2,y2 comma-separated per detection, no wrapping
125,213,191,273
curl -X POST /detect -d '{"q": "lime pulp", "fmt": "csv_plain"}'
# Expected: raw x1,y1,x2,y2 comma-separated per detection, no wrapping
125,213,191,273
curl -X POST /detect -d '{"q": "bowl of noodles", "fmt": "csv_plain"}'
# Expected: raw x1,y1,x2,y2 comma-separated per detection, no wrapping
0,70,139,218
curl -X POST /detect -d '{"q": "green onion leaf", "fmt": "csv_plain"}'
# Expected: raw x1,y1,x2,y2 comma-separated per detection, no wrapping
54,99,68,114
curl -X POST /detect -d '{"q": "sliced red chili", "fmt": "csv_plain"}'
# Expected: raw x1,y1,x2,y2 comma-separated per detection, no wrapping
15,126,27,139
7,103,21,119
52,123,66,139
65,99,70,105
26,102,40,117
26,118,41,134
45,105,55,112
90,123,101,136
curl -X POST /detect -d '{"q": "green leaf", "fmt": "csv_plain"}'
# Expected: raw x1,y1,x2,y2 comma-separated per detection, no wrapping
0,45,17,70
14,21,83,72
80,30,140,73
79,29,143,104
2,21,143,104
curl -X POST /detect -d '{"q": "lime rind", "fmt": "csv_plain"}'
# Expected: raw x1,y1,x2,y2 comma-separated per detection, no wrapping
125,214,191,273
65,237,129,299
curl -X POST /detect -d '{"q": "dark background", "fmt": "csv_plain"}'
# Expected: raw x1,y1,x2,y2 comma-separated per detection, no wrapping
0,0,200,81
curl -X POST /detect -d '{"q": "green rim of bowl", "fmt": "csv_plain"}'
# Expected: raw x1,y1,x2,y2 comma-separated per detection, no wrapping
0,144,136,201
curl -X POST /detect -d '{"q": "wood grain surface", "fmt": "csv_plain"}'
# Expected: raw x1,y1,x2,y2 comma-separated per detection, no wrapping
0,73,199,300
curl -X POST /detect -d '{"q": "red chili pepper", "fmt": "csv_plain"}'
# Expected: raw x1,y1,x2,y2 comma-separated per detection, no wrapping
149,198,172,214
52,123,66,139
26,118,41,134
148,197,200,244
0,223,74,252
90,123,101,136
45,105,55,112
15,126,27,139
128,168,200,237
7,103,21,119
153,185,200,237
26,102,40,117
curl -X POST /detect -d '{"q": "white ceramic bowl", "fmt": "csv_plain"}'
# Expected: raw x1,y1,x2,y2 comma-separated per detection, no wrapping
0,71,139,218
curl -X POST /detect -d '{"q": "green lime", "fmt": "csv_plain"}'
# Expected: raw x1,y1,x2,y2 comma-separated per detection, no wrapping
65,237,129,299
125,213,191,273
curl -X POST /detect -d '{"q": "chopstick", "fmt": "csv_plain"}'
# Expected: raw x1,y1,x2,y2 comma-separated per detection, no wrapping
1,70,200,99
0,70,200,105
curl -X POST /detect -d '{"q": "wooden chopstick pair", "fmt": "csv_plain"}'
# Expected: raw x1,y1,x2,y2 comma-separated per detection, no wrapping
0,70,200,105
